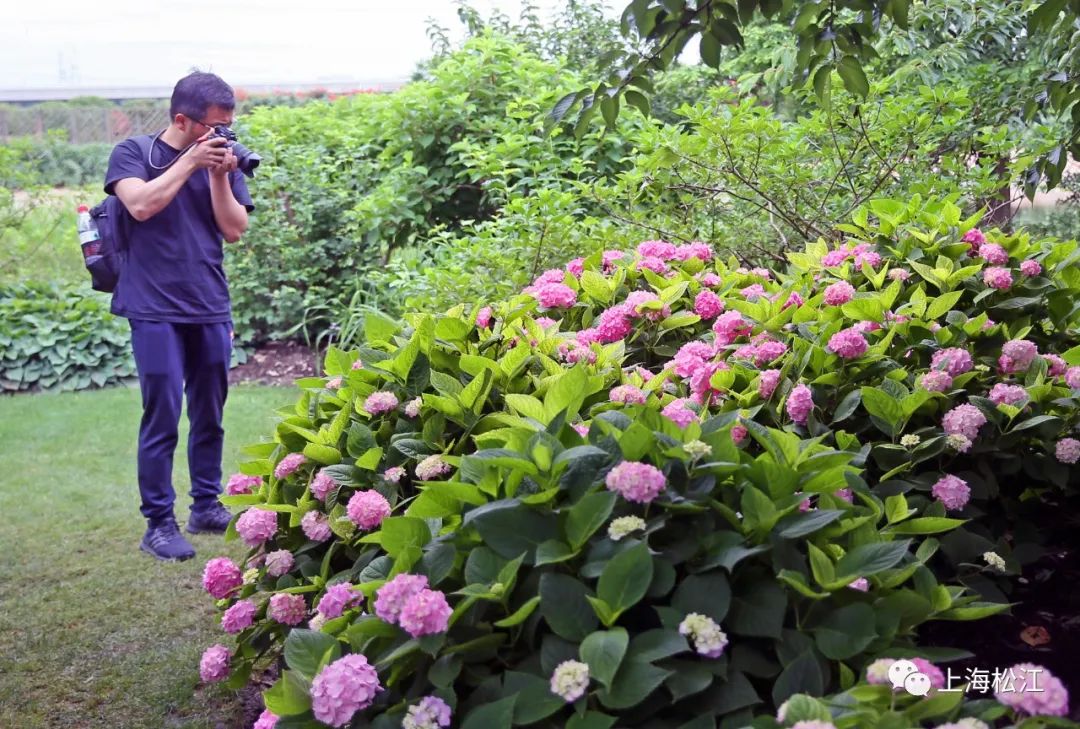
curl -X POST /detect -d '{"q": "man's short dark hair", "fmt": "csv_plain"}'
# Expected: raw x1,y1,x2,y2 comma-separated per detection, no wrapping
170,71,235,120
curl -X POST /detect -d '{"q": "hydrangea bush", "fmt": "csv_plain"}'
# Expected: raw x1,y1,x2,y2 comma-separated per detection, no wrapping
203,196,1077,727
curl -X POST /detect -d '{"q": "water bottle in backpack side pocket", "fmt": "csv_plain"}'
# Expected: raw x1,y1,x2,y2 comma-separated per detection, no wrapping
77,204,102,264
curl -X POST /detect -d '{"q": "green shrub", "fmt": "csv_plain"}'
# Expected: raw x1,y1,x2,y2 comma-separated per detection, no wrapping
0,283,134,392
0,133,112,188
198,196,1078,727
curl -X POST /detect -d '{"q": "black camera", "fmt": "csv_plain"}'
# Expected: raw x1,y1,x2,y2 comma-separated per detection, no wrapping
208,125,261,178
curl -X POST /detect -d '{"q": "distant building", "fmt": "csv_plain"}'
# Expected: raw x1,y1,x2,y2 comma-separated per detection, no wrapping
0,80,406,106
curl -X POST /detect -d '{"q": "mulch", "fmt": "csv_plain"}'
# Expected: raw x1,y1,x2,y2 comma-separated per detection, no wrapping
229,341,318,387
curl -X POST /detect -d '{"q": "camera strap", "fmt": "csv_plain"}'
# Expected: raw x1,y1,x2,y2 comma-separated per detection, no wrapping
146,130,198,172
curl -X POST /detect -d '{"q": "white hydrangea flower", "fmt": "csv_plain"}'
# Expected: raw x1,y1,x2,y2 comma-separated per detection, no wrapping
242,568,259,584
678,613,728,658
982,551,1007,573
946,434,972,452
900,434,921,448
608,516,647,541
683,440,713,460
405,397,423,418
550,660,590,702
309,613,327,631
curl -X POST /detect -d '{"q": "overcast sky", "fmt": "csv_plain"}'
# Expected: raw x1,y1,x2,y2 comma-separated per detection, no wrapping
2,0,571,90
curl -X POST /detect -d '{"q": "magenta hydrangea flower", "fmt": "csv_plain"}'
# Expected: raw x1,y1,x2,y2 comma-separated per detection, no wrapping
601,250,625,273
662,398,698,429
919,370,953,393
979,243,1009,265
253,709,279,729
753,338,787,366
848,578,869,592
347,490,392,530
595,304,634,343
606,461,666,504
384,466,406,483
963,228,987,249
713,310,751,345
1020,260,1042,277
528,269,567,289
310,469,337,501
932,474,971,511
265,549,295,578
268,593,307,625
475,306,493,328
823,280,855,306
610,384,647,405
783,291,805,308
364,391,400,416
700,272,722,287
310,654,382,727
636,256,669,274
403,696,452,729
221,599,257,634
1044,354,1067,377
741,283,767,301
375,573,430,623
236,508,278,547
202,557,243,599
626,291,670,321
854,248,881,268
301,510,332,542
566,258,585,276
912,658,946,689
675,241,714,261
828,328,869,359
536,282,578,309
416,454,452,481
199,644,230,683
932,348,973,376
689,361,728,403
759,369,782,399
225,473,261,495
637,240,678,259
399,588,452,637
694,289,724,319
943,403,987,443
673,341,715,378
822,248,851,267
572,423,590,438
990,383,1028,407
317,583,363,619
787,384,814,425
835,488,853,502
1067,366,1080,389
731,425,748,446
1056,438,1080,464
994,663,1069,717
984,266,1013,290
274,452,307,480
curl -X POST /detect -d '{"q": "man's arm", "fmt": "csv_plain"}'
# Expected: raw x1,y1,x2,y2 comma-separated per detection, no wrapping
113,136,228,222
209,168,249,243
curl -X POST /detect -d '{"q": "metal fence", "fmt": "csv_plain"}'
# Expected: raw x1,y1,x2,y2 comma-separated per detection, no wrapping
0,105,171,144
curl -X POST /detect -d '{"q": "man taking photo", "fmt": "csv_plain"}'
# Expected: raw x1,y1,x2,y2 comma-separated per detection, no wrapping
106,71,254,561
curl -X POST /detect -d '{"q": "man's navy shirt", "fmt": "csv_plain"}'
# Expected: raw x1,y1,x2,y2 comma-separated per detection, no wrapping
105,134,254,323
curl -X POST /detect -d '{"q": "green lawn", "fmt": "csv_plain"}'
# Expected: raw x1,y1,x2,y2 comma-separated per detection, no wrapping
0,384,295,728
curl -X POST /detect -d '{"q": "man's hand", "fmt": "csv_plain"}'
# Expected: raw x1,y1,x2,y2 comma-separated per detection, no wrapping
210,146,238,177
185,134,229,170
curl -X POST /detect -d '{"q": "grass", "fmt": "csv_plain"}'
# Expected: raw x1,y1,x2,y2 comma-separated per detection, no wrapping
0,384,296,728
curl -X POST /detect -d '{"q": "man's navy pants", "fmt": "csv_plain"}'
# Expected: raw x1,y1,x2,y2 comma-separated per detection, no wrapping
129,319,231,525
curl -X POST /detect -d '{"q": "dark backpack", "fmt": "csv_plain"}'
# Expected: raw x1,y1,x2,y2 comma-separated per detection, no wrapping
85,134,155,293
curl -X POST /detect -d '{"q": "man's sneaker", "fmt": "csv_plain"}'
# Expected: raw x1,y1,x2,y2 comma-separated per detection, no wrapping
187,503,233,535
140,518,196,561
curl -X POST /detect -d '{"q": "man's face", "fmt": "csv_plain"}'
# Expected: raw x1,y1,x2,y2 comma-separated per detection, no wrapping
176,105,235,144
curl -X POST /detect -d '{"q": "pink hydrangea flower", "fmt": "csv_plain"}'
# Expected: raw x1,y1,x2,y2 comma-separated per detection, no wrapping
310,654,382,727
268,593,307,625
753,337,787,366
203,557,243,599
731,425,748,445
1067,366,1080,389
854,249,881,268
822,248,851,267
301,510,332,542
675,242,714,261
919,370,953,393
265,549,294,578
225,473,261,495
887,268,910,282
610,384,647,405
823,280,855,306
236,508,278,547
700,272,722,287
375,573,429,623
347,490,392,530
759,369,782,399
999,340,1038,373
364,391,400,415
636,256,669,274
253,709,279,729
384,466,406,483
221,599,257,634
416,454,451,481
689,361,728,404
848,578,869,591
932,348,973,376
866,658,894,685
1044,354,1067,377
979,243,1009,265
536,282,578,309
403,696,452,729
963,228,987,250
199,644,230,683
399,588,452,637
787,384,814,425
828,328,869,359
713,311,751,345
536,316,557,329
835,488,853,502
572,423,590,438
637,240,678,259
558,340,598,365
626,291,669,321
783,291,805,309
326,377,343,390
1056,438,1080,464
984,266,1013,290
662,398,698,429
475,306,493,328
351,359,364,370
854,320,882,333
601,250,625,273
595,304,634,343
1020,260,1042,277
741,283,767,301
606,461,666,503
989,383,1027,407
913,658,946,689
994,663,1069,717
694,289,724,319
274,452,307,480
405,397,423,418
932,474,971,511
310,469,337,501
566,258,585,276
317,583,363,619
943,403,986,443
673,341,715,378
